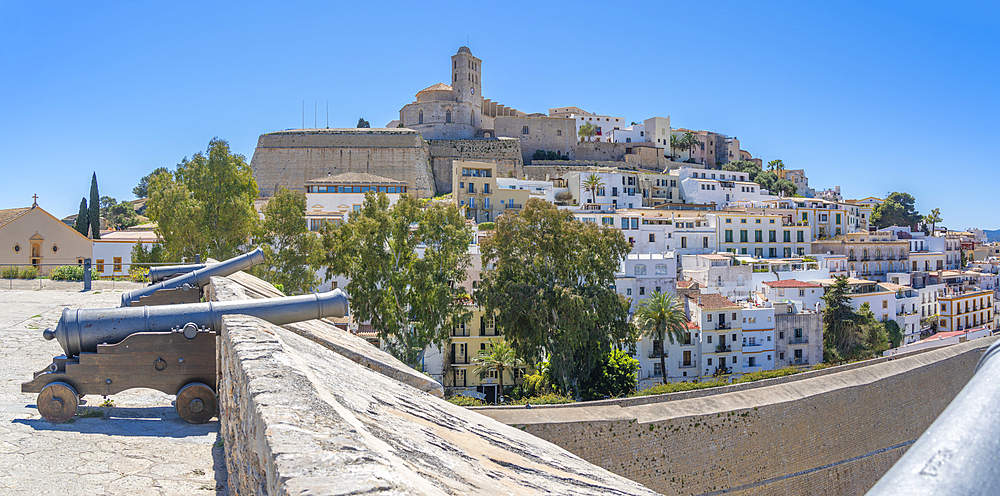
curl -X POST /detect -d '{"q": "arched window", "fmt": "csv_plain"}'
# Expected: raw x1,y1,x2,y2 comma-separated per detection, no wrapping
849,249,854,260
418,110,423,124
863,248,868,260
445,109,452,123
876,249,881,260
850,263,855,272
626,138,631,143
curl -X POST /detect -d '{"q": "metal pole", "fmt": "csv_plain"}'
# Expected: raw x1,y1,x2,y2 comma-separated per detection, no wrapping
83,259,91,291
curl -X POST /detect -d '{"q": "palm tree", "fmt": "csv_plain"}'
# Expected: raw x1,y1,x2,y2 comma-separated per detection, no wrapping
473,339,522,403
925,208,943,235
632,291,687,384
582,173,603,204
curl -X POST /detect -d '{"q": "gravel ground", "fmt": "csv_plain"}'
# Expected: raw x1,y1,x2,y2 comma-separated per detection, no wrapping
0,287,227,495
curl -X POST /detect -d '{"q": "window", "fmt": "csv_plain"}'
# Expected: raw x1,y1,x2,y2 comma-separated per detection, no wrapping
681,237,687,249
740,230,748,243
522,126,529,134
445,110,452,123
755,230,763,242
703,237,709,248
655,264,670,275
779,331,784,339
649,233,655,243
882,300,888,309
769,230,776,243
725,230,733,243
113,257,122,273
741,218,747,224
631,218,639,229
639,287,645,295
797,231,804,243
799,289,806,297
621,218,629,229
556,130,562,136
418,110,423,124
634,265,646,275
726,218,732,223
96,259,105,273
794,349,803,360
784,231,791,242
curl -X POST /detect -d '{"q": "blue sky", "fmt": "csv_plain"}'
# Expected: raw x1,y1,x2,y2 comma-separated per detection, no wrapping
2,1,997,229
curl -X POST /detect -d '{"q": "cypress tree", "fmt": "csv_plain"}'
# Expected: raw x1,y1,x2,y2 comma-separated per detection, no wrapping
89,172,101,239
73,197,89,236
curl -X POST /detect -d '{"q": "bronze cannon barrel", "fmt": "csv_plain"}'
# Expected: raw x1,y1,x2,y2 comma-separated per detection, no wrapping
147,263,207,283
46,289,349,357
121,248,265,307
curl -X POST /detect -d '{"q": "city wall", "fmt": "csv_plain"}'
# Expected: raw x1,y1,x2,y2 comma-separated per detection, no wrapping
476,339,993,496
210,273,656,496
427,138,522,193
249,129,436,198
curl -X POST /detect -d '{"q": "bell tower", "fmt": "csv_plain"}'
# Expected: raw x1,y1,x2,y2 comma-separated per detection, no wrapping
451,47,482,128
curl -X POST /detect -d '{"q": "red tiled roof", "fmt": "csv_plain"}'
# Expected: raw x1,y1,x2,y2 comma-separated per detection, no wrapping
677,280,697,289
763,280,822,288
683,321,700,330
687,294,738,309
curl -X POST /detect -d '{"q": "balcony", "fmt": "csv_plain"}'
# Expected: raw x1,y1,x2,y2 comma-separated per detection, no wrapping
505,203,523,210
715,344,731,353
450,357,470,365
789,336,808,344
743,342,762,347
793,358,808,365
713,366,732,376
716,322,731,330
648,349,667,359
678,360,696,368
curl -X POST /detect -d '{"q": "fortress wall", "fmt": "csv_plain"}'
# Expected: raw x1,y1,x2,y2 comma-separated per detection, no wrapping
494,116,578,164
477,339,994,496
249,129,436,198
576,141,629,161
427,138,523,193
210,274,659,496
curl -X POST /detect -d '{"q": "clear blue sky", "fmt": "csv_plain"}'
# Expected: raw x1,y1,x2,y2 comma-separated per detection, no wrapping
2,1,997,229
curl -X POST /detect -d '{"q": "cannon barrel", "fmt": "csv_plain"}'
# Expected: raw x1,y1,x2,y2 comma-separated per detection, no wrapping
865,338,1000,496
45,289,349,357
121,248,265,307
147,263,207,283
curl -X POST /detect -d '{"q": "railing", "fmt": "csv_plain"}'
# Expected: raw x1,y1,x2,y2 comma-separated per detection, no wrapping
648,350,666,359
678,361,696,368
505,204,523,209
789,337,808,344
716,344,731,353
713,366,732,376
451,330,470,337
450,357,469,365
717,322,731,330
743,342,762,347
793,358,808,365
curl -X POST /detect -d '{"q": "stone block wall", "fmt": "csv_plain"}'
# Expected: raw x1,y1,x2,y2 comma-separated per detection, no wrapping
477,339,994,496
211,274,659,496
427,138,522,193
493,115,577,164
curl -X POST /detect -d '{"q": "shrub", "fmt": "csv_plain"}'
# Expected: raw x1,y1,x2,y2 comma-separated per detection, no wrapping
734,367,801,384
129,266,150,283
629,379,729,397
1,266,38,279
578,348,638,401
477,222,495,231
506,393,575,405
447,395,485,407
50,265,100,282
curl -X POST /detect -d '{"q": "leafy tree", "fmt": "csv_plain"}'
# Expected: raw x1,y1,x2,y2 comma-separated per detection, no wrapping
822,276,890,361
722,160,763,181
134,167,170,198
321,193,473,367
107,202,139,230
924,208,943,235
582,173,603,204
871,192,921,229
476,199,634,397
632,291,687,385
578,347,639,401
89,173,101,239
578,122,597,142
473,339,523,402
884,319,903,349
773,178,797,197
252,188,323,295
669,132,699,159
73,198,89,236
129,240,165,279
357,117,370,128
146,138,258,260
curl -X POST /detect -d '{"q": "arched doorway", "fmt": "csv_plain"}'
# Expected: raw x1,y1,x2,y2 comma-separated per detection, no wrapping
29,233,43,272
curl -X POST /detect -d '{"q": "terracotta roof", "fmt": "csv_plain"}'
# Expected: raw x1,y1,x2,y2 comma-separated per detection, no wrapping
683,321,700,330
305,172,407,185
417,83,452,93
763,280,822,289
0,207,31,227
677,280,697,289
687,294,739,309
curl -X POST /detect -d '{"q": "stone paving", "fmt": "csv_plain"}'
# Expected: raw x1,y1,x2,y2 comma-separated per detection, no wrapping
0,286,228,495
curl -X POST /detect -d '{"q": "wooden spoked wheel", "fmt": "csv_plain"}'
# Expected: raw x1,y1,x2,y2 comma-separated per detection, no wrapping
37,382,79,423
176,382,217,424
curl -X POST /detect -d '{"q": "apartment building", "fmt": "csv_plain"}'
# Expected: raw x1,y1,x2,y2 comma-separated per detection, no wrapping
548,107,627,141
716,210,811,258
563,169,642,209
453,160,529,223
671,128,740,166
812,230,910,282
759,280,824,310
772,301,823,368
303,172,409,230
938,289,994,332
761,198,863,239
687,294,743,380
616,253,678,311
677,168,770,208
681,254,753,301
741,304,776,373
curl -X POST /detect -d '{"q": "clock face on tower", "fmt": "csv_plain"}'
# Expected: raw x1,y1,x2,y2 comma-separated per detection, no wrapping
471,87,475,95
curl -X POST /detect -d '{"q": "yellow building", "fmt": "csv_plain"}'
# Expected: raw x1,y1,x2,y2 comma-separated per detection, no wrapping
453,160,529,224
0,201,93,276
938,289,994,331
441,303,525,402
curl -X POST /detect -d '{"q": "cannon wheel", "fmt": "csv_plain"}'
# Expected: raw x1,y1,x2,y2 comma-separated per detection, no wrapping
176,382,217,424
37,382,79,423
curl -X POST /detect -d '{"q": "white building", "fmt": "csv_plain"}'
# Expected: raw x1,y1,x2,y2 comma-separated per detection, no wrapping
563,169,641,209
616,253,678,313
548,107,627,141
759,280,824,312
303,172,409,230
677,167,770,208
495,177,556,203
740,304,776,373
92,228,160,278
606,123,646,144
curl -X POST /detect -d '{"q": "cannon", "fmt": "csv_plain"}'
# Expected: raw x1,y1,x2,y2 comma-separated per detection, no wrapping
23,289,349,423
121,248,265,307
147,263,207,283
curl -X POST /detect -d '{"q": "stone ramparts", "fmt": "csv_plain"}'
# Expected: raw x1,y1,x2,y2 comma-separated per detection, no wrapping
427,138,523,193
210,274,658,495
476,339,994,496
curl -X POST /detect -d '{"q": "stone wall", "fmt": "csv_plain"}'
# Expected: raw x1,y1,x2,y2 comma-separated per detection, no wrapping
476,339,994,496
576,141,629,161
249,128,436,198
494,115,578,164
212,274,657,496
427,138,522,193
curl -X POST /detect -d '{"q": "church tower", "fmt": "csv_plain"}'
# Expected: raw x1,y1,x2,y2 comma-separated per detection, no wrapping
451,47,482,129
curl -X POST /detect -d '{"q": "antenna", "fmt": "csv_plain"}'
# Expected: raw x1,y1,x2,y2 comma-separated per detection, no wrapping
302,100,305,129
326,100,329,129
314,100,317,128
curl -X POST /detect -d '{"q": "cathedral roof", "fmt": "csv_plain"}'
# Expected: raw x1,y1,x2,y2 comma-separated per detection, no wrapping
457,46,471,54
417,83,452,95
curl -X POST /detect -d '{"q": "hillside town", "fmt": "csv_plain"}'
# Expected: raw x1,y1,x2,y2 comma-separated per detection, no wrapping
2,47,998,406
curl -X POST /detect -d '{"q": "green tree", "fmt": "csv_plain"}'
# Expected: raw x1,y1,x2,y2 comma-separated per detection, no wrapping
476,199,634,397
147,138,260,261
134,167,170,198
822,275,858,362
73,197,89,236
773,178,797,197
472,339,523,402
924,208,943,235
253,188,323,295
871,192,921,229
721,160,763,181
578,122,597,142
582,173,603,204
89,172,101,239
321,193,473,367
129,240,166,279
883,319,903,349
578,347,639,401
767,159,785,172
632,291,687,385
357,117,370,128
